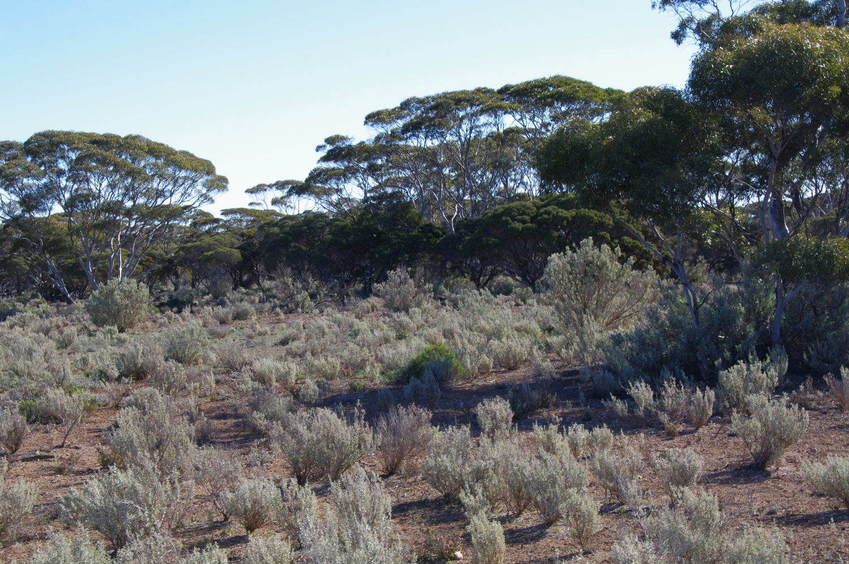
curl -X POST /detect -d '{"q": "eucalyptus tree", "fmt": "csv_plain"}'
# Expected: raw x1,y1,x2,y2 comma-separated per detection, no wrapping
689,19,849,345
0,131,227,300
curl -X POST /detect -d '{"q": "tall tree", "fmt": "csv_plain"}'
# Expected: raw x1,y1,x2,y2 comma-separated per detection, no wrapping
0,131,227,300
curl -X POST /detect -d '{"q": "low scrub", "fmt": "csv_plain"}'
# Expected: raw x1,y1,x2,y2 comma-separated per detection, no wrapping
0,476,36,541
731,394,808,470
375,404,433,475
270,407,374,484
803,456,849,508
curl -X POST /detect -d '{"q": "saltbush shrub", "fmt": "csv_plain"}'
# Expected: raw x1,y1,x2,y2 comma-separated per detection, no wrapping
243,534,295,564
474,397,513,440
467,512,507,564
803,456,849,508
375,404,433,475
29,530,111,564
718,350,787,413
0,476,36,541
162,322,210,365
270,407,374,484
422,425,474,499
731,394,808,470
652,448,704,501
86,279,150,331
0,406,28,455
224,477,282,533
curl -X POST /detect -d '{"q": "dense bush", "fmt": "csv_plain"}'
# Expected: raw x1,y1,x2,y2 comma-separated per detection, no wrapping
731,395,808,470
718,350,787,413
372,268,428,312
61,465,187,550
86,279,150,331
467,511,507,564
0,476,36,541
224,477,282,533
803,456,849,508
422,425,474,498
243,534,295,564
542,238,659,364
474,397,513,440
162,322,210,365
375,404,433,475
270,407,374,484
0,406,28,455
29,530,111,564
400,343,467,383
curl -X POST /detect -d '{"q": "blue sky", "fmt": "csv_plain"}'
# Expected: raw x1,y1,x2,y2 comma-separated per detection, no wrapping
1,1,695,212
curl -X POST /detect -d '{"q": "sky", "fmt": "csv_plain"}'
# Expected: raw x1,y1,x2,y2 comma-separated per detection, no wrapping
0,0,696,213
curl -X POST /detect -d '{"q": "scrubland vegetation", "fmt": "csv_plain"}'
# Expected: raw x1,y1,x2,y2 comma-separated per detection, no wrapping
5,1,849,562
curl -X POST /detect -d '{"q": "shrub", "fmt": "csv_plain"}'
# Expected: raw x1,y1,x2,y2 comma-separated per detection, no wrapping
270,407,374,484
247,392,295,434
30,530,111,564
181,544,230,564
251,358,298,389
114,531,181,563
718,350,787,413
467,512,506,564
507,379,556,419
522,451,590,525
62,465,187,550
109,396,197,478
37,387,86,448
115,340,163,380
626,380,655,417
375,404,433,475
628,487,790,564
642,487,724,563
532,421,571,460
826,368,849,412
562,488,601,553
0,476,36,541
652,448,704,501
542,238,659,364
590,442,644,509
162,322,210,365
231,302,256,321
0,406,28,455
653,379,715,435
484,438,535,515
401,373,441,405
86,279,150,331
330,465,392,535
373,268,426,312
422,425,474,498
474,397,513,440
587,425,615,457
243,534,296,564
225,477,282,533
731,394,809,469
195,448,245,519
299,465,404,564
401,343,467,383
278,478,320,543
803,456,849,508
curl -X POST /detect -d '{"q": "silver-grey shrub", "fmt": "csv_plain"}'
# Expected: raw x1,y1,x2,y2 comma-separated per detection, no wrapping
474,396,513,441
224,477,283,533
590,442,644,509
0,476,36,541
375,404,433,475
61,465,188,550
0,406,28,455
86,279,150,331
109,395,197,478
243,534,295,564
731,394,808,469
803,456,849,508
719,351,787,413
521,451,590,525
162,322,210,365
29,530,111,564
652,448,704,501
270,406,374,484
422,425,474,499
467,511,507,564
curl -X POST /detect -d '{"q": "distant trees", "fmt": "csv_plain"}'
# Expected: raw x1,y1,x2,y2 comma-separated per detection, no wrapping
0,131,227,301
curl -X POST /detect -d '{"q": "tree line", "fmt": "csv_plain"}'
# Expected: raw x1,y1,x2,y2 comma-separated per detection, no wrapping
4,0,849,369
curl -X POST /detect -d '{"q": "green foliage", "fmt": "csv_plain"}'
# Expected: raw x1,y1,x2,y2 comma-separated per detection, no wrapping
400,343,467,384
86,279,150,331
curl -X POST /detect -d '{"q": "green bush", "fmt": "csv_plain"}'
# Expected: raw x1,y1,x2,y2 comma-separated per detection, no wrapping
400,343,467,383
85,279,150,331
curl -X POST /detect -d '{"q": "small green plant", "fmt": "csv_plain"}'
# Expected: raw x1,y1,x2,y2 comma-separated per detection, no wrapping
400,343,467,383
